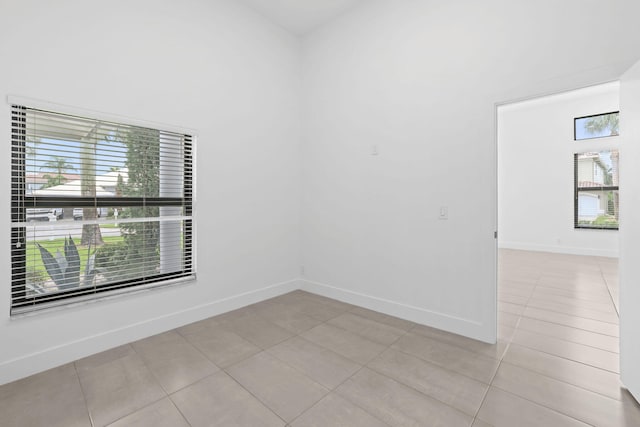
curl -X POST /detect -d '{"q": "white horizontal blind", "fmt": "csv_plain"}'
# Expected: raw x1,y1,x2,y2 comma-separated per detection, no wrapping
10,105,194,314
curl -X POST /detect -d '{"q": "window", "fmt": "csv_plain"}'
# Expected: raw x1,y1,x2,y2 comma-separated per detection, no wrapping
574,151,619,229
11,104,194,314
574,112,619,140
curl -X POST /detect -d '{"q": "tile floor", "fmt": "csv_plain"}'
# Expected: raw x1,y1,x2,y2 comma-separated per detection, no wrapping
2,249,640,426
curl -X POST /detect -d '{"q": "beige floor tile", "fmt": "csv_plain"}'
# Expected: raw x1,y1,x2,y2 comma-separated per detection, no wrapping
533,285,612,304
471,419,494,427
497,324,516,342
213,306,257,322
477,387,589,427
498,293,529,305
412,324,509,360
297,291,355,312
392,332,500,383
178,322,261,368
536,283,611,297
528,292,616,313
226,352,328,422
106,398,189,427
301,323,387,364
75,344,135,371
327,312,407,345
336,368,473,427
603,272,619,283
499,277,538,288
511,329,619,373
217,311,294,349
174,316,220,336
503,344,623,400
535,282,611,297
609,286,620,314
290,393,388,427
131,331,219,393
537,274,606,288
498,286,534,298
368,348,488,416
498,274,539,285
292,299,349,321
497,311,521,328
76,345,166,427
267,336,360,389
525,298,619,324
349,306,416,331
517,316,619,353
0,363,90,427
492,362,640,426
171,371,284,427
498,301,526,316
523,306,619,337
252,302,325,334
271,291,351,321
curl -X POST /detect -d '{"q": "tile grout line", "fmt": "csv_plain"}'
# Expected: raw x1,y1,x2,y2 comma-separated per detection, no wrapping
72,362,95,427
487,383,599,427
470,357,503,427
104,348,171,426
600,266,620,318
216,298,354,427
165,396,193,427
313,327,415,427
221,364,290,426
516,308,619,337
497,358,624,402
518,302,619,324
510,326,620,355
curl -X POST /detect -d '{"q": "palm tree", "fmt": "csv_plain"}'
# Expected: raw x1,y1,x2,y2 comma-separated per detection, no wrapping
584,113,619,136
40,156,76,188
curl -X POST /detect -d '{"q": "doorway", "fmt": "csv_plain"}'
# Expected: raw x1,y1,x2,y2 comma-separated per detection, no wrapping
493,83,629,415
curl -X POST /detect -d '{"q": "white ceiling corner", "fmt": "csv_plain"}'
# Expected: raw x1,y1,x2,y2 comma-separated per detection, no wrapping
239,0,366,35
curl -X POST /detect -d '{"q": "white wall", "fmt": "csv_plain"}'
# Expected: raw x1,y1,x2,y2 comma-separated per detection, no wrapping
499,83,620,257
301,0,640,343
0,0,302,385
620,58,640,404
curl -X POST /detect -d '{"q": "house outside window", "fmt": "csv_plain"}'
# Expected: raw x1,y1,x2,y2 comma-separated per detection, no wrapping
574,150,619,229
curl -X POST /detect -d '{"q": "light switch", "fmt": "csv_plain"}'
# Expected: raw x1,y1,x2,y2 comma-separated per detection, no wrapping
439,206,448,220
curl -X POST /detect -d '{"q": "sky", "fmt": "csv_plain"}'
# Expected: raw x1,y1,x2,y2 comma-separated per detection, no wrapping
575,113,618,140
27,138,127,176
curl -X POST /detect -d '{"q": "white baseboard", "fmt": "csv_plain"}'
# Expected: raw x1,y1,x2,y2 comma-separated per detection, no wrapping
300,279,493,343
499,241,619,258
0,278,300,386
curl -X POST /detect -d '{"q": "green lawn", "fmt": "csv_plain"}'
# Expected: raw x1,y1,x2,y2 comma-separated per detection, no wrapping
577,215,619,229
27,235,124,281
100,223,120,229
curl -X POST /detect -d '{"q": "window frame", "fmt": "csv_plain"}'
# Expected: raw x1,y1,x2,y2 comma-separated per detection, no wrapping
573,151,619,230
10,101,195,315
574,111,620,141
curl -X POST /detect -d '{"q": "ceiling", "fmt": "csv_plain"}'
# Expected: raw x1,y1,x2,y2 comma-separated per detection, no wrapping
239,0,365,35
